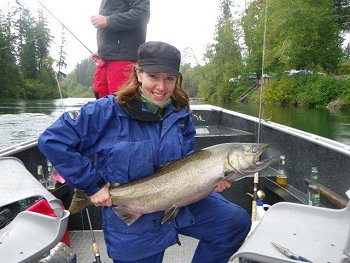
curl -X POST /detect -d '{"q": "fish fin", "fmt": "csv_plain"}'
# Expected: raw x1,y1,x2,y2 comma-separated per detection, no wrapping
110,182,120,187
68,189,92,214
162,205,179,224
112,206,141,226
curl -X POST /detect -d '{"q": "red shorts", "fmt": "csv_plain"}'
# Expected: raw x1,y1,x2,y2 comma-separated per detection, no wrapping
93,60,135,98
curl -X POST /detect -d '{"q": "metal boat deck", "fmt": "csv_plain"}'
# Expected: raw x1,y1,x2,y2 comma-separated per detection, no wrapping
70,230,198,263
70,230,240,262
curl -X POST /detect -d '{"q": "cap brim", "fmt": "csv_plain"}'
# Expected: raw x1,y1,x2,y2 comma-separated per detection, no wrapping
142,65,180,76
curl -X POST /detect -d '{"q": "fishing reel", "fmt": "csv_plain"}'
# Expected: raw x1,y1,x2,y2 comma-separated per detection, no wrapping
246,190,266,201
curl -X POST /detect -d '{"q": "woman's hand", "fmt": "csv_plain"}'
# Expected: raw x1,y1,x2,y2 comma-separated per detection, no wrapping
214,181,231,192
90,183,112,207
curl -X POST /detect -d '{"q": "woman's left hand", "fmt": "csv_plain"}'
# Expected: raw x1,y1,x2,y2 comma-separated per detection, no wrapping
214,181,231,192
90,183,112,207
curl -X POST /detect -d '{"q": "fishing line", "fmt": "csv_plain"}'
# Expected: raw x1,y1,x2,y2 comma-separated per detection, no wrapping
36,0,93,55
257,0,268,144
252,0,268,222
53,71,66,111
35,0,99,99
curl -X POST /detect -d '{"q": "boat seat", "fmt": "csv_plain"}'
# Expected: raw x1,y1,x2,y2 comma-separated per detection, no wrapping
0,157,70,263
230,189,350,263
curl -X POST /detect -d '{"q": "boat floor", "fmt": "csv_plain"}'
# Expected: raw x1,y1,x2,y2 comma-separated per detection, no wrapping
69,230,239,262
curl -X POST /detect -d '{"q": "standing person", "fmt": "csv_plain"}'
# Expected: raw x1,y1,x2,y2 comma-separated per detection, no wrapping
38,41,251,263
91,0,150,99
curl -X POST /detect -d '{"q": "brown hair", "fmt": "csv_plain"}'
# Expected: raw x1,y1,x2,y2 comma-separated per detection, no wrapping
116,65,190,111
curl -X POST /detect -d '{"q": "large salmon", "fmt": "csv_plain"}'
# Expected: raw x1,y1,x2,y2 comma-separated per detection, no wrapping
69,143,276,225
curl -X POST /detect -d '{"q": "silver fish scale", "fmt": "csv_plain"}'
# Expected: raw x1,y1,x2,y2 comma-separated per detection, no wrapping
109,143,262,216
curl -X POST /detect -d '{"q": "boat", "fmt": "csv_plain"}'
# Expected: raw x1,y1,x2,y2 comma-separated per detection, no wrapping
0,103,349,263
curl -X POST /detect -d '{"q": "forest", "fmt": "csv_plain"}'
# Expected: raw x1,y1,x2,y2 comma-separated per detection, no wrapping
1,0,350,109
0,0,66,99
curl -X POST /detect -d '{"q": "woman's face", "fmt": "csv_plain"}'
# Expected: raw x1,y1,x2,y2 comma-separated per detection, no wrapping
137,70,177,105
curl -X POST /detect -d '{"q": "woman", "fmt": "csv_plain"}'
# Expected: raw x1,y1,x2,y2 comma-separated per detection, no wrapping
38,41,251,263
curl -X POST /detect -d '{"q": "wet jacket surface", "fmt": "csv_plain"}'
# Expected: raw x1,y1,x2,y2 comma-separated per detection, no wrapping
38,95,196,260
97,0,150,61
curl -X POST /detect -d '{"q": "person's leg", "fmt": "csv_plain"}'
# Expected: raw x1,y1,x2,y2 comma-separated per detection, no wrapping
93,59,108,98
106,60,135,94
113,251,164,263
178,193,251,263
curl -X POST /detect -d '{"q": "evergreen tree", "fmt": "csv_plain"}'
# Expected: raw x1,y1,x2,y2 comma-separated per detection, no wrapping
60,58,95,98
202,0,243,101
2,1,59,99
0,7,22,98
17,6,38,79
35,9,53,71
56,27,67,78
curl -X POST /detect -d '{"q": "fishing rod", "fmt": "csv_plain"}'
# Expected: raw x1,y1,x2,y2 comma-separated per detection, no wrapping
257,0,268,144
36,0,93,55
252,0,269,221
251,172,259,222
86,208,102,263
35,0,99,99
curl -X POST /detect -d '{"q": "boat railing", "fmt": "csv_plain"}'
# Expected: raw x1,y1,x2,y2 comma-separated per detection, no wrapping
191,104,350,156
0,138,38,157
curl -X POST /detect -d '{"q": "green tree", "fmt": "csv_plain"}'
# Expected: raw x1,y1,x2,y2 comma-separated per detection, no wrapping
181,63,201,98
271,0,342,73
0,1,60,99
202,0,243,101
60,58,95,98
334,0,350,32
35,9,53,71
74,58,96,87
243,0,343,74
241,0,265,78
17,7,38,79
0,8,22,98
56,26,67,78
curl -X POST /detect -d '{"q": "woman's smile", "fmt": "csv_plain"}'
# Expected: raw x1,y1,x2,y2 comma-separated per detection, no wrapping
138,71,177,104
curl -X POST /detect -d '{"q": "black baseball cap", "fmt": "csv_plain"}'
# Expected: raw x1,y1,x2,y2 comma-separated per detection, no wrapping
138,41,181,76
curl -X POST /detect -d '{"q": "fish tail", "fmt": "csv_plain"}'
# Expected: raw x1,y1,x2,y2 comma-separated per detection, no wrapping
68,188,92,214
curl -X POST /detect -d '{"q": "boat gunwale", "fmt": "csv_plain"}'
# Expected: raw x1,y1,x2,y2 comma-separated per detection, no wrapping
191,104,350,156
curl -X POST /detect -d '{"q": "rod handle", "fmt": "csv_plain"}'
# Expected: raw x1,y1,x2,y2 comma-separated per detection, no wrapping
251,200,257,221
92,242,100,254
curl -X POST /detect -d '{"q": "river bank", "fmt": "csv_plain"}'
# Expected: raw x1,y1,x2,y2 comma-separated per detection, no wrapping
1,98,350,150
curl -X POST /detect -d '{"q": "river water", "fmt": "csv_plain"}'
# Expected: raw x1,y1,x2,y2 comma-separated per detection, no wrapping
1,98,350,150
0,98,94,150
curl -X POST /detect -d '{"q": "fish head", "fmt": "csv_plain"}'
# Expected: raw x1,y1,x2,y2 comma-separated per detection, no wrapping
224,143,277,180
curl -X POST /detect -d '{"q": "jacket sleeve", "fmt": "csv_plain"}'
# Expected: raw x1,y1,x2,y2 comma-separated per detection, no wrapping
106,0,150,31
38,99,113,196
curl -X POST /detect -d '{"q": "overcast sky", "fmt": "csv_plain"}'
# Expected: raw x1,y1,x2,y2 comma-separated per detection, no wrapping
1,0,348,73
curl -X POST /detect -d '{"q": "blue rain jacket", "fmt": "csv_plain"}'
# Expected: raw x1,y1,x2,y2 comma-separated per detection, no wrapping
38,95,196,261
